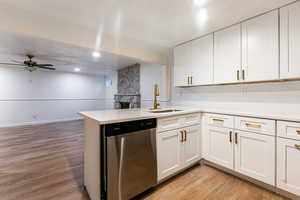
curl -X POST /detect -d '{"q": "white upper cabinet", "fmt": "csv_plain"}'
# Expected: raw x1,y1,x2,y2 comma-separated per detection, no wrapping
173,43,192,87
174,10,281,86
173,34,213,87
241,10,279,82
280,1,300,79
191,34,214,85
214,24,242,84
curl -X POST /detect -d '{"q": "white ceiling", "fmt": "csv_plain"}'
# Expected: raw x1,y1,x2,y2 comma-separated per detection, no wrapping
0,0,295,48
0,31,142,75
0,0,296,75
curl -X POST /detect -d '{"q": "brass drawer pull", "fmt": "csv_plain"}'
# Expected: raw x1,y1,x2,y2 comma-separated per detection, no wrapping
295,144,300,149
242,70,245,80
229,131,232,143
213,119,224,123
296,130,300,135
245,123,261,129
184,130,187,142
237,70,240,81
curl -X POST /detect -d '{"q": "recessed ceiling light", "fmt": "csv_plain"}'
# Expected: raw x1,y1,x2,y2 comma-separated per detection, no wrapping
196,8,208,25
92,51,101,58
194,0,207,7
74,67,81,72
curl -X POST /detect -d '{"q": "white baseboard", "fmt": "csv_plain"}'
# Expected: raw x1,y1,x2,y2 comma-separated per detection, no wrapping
0,117,83,128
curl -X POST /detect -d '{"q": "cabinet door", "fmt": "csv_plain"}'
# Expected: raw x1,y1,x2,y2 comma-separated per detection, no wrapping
157,129,181,181
182,125,201,168
191,34,214,85
277,137,300,196
280,1,300,79
173,43,192,87
214,24,242,84
234,131,275,185
203,126,234,170
242,10,279,82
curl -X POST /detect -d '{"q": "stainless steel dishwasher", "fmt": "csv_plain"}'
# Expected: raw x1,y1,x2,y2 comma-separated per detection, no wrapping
100,118,157,200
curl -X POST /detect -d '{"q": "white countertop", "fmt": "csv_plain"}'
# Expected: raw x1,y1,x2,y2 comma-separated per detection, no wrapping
79,107,201,124
79,107,300,124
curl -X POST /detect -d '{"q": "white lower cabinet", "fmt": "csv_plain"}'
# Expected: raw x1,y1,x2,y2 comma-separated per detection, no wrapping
277,137,300,196
203,126,234,170
235,131,275,185
157,125,201,181
203,114,276,186
157,129,181,180
181,125,201,168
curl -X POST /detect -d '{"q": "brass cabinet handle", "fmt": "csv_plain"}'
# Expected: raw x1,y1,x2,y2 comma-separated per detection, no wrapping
295,144,300,149
237,70,240,81
230,131,233,143
180,131,184,142
245,123,261,128
296,130,300,135
213,119,224,123
242,70,245,80
190,76,193,85
235,132,238,144
184,130,187,142
187,76,192,85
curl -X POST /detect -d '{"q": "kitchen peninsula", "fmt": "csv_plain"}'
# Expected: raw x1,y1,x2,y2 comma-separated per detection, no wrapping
79,108,202,200
80,107,300,200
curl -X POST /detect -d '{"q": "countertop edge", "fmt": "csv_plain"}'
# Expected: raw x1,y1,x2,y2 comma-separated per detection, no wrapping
79,109,202,125
79,108,300,125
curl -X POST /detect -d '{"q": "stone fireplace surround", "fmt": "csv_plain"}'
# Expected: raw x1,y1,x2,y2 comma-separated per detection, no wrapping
114,64,141,109
114,94,141,109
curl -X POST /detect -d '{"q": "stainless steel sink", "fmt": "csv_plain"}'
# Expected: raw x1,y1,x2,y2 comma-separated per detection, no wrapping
148,109,182,113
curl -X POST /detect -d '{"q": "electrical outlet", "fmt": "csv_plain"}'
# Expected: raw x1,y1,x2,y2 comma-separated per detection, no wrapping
32,115,38,120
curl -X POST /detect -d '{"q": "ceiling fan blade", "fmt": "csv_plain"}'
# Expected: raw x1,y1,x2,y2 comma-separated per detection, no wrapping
34,64,54,67
0,62,26,66
37,66,56,70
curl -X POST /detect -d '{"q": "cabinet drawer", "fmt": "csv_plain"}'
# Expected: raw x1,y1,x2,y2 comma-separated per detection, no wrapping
157,116,183,132
183,113,201,127
278,121,300,141
204,113,234,128
157,113,201,132
235,117,275,136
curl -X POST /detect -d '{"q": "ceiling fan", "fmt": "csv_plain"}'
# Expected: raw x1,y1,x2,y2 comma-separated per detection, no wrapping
0,55,56,72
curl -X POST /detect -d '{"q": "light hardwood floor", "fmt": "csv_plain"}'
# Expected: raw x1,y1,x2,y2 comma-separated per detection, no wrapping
0,120,288,200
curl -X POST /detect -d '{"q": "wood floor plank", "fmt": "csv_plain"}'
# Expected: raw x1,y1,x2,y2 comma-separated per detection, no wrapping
0,120,289,200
